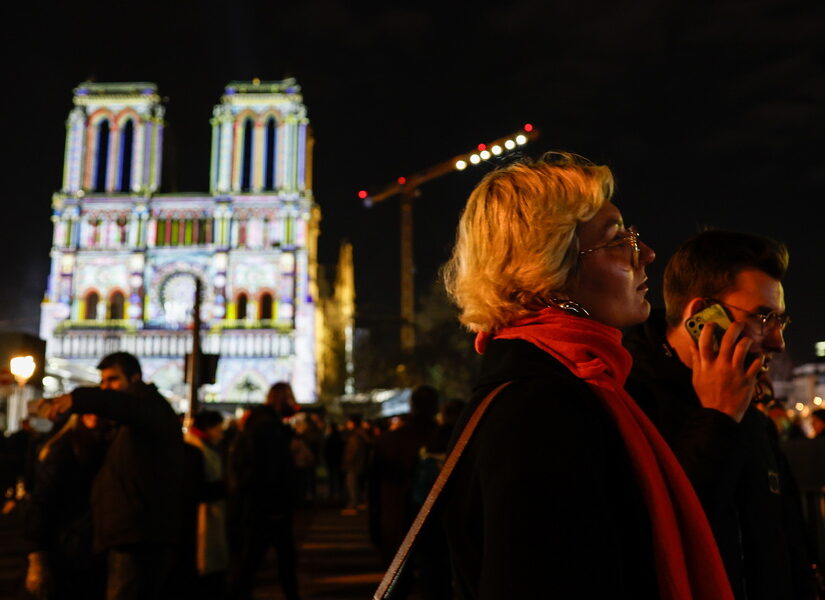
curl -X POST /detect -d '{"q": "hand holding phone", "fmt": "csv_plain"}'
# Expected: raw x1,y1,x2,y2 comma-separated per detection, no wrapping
689,319,763,423
684,303,732,353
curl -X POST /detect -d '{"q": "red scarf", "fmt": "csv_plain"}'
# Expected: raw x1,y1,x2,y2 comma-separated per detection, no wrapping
476,307,733,600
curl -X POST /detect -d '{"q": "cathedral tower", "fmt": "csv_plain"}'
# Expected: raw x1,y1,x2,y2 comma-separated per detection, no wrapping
41,80,320,405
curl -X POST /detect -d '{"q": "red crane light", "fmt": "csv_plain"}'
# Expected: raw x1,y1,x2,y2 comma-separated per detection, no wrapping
477,143,487,151
397,177,407,185
358,190,368,199
523,123,534,132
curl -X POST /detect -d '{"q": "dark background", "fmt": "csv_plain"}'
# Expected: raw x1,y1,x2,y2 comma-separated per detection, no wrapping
3,0,824,367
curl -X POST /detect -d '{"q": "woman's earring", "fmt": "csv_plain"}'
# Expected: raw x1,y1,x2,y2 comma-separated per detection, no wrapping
543,297,591,318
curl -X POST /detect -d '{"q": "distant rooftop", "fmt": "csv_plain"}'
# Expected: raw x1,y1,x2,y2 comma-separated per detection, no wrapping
224,78,300,95
74,82,158,97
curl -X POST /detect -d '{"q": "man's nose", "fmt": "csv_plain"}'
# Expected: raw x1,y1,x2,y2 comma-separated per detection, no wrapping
762,325,786,354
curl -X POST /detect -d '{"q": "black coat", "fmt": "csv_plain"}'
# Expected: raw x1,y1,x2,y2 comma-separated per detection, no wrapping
71,382,185,551
228,404,295,520
442,339,658,599
624,311,815,600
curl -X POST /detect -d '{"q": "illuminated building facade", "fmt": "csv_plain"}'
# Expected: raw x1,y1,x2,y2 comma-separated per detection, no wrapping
40,80,320,404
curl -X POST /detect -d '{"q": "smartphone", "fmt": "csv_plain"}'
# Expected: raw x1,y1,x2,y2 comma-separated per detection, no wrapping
684,303,733,353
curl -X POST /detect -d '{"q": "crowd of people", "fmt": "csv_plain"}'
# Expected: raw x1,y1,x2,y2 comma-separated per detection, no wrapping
2,151,825,600
0,352,465,600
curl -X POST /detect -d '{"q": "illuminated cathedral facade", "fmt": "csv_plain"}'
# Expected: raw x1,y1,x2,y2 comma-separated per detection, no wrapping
40,80,321,404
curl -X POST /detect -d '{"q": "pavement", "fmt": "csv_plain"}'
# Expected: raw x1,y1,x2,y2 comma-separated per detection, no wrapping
0,501,390,600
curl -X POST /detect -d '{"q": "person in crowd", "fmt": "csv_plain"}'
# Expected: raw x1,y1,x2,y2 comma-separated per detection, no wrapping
323,421,345,503
303,412,325,503
623,230,816,599
811,410,825,439
783,409,825,581
227,381,300,600
369,385,439,566
341,415,369,515
23,413,109,599
175,421,206,600
185,410,230,599
440,152,731,598
1,417,47,513
37,351,185,600
289,412,317,507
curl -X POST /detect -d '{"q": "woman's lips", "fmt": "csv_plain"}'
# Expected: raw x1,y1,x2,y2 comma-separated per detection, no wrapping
637,280,649,291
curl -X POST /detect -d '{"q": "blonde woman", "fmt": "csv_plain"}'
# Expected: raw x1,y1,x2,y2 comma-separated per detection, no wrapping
441,153,732,599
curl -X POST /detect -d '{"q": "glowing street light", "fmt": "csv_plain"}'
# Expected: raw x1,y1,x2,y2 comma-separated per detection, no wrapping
8,355,36,435
10,356,35,387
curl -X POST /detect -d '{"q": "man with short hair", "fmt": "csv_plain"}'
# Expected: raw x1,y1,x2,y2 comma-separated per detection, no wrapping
624,230,814,599
41,352,184,599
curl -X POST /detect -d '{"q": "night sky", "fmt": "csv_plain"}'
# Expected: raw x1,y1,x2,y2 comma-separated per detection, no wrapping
3,0,824,365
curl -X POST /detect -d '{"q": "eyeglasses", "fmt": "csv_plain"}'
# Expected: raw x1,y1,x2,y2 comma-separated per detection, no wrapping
707,299,791,335
578,226,641,269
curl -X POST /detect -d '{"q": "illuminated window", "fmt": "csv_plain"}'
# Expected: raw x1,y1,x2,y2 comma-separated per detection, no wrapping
84,291,99,320
156,219,166,246
184,219,193,245
94,120,111,192
161,273,197,326
64,219,73,247
237,293,248,320
171,219,180,245
241,118,254,192
198,218,209,244
259,292,273,320
108,291,125,320
117,217,128,245
239,220,247,247
90,219,101,248
264,117,277,190
119,120,134,192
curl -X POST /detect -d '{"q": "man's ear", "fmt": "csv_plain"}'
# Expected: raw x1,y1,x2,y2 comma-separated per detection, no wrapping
129,373,141,384
682,297,711,322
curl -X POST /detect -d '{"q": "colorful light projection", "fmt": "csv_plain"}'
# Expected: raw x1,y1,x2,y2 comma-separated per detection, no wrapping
41,80,320,404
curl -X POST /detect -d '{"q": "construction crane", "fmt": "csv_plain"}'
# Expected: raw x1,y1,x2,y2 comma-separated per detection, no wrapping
359,125,540,356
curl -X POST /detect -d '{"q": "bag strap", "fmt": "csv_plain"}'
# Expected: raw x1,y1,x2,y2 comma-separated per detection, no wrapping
373,380,512,599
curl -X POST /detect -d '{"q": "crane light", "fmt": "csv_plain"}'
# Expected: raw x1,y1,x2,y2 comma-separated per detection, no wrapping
504,139,516,150
469,154,481,164
491,145,503,155
455,160,468,170
358,190,369,199
515,134,527,145
524,123,534,132
480,150,491,160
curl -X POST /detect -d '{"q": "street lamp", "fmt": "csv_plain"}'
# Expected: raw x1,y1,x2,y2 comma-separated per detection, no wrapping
10,356,35,387
8,356,36,433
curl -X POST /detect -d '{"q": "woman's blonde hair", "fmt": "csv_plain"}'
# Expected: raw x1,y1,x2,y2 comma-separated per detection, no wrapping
442,152,614,332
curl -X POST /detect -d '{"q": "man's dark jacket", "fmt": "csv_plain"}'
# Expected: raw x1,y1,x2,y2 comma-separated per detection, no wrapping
71,382,184,552
624,310,815,600
228,404,295,519
443,339,659,599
